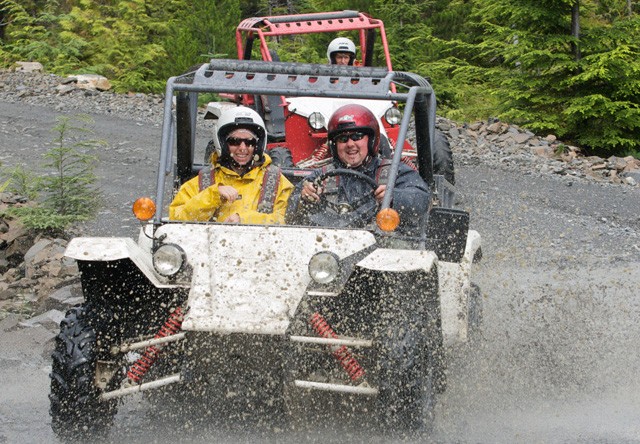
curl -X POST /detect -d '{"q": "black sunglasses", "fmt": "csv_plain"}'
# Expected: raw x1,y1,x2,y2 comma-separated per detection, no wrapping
334,132,366,143
226,137,258,147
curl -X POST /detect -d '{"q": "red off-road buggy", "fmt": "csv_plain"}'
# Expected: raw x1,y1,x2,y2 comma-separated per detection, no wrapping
222,10,454,184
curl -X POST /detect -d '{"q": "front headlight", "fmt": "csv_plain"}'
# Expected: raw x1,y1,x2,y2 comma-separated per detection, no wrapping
308,251,340,284
384,107,402,125
308,112,326,130
153,243,185,277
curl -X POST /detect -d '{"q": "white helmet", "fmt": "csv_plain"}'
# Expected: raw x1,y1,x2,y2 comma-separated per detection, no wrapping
327,37,356,65
213,106,267,161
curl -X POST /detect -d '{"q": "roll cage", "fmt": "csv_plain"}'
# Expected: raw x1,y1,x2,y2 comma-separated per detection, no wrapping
157,60,439,225
235,10,392,69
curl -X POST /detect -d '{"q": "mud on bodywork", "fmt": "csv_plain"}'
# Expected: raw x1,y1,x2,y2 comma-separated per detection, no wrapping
51,59,481,439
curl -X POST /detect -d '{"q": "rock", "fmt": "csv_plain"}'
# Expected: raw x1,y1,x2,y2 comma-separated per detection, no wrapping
0,220,27,243
530,146,554,158
24,238,54,265
4,234,34,266
1,267,20,282
0,281,11,300
622,170,640,184
487,122,504,133
0,257,8,274
15,62,44,73
56,84,75,95
18,309,65,329
608,156,628,171
46,284,83,310
512,132,532,144
72,74,112,91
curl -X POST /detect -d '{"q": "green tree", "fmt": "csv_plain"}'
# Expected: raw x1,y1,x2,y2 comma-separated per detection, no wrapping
157,0,242,79
432,0,640,155
0,0,64,65
2,115,103,232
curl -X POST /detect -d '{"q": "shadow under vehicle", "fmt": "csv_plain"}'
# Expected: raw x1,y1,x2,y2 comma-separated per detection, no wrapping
49,60,481,440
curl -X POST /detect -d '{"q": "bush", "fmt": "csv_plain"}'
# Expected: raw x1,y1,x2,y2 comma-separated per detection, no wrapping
1,115,103,232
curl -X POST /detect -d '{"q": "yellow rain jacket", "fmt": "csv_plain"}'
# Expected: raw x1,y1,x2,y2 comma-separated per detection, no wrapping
169,154,293,224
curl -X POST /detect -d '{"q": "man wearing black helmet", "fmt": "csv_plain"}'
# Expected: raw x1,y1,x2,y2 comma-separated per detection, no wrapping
287,104,430,232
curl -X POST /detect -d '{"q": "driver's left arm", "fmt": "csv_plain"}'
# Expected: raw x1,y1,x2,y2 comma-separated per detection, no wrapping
390,165,431,217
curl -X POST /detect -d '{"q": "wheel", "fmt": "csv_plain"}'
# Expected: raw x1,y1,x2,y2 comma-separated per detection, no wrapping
266,146,294,167
376,318,435,436
49,305,119,440
467,282,483,341
433,130,455,185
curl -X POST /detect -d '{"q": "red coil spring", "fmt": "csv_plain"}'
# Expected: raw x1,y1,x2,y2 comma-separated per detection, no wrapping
311,144,330,162
309,312,365,382
127,307,184,383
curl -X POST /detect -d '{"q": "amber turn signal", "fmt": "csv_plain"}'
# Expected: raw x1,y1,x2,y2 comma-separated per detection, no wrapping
376,208,400,232
133,197,156,221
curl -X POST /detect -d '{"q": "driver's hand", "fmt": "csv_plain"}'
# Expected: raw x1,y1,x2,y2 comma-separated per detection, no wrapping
374,185,386,203
218,185,239,202
301,181,322,202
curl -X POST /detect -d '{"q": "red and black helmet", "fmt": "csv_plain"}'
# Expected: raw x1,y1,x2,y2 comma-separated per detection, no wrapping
327,104,380,158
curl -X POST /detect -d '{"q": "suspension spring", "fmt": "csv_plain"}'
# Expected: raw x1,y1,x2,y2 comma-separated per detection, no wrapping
309,312,365,382
127,307,184,384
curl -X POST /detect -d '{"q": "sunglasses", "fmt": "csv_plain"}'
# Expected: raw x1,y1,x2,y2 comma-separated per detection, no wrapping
226,137,258,147
334,132,366,143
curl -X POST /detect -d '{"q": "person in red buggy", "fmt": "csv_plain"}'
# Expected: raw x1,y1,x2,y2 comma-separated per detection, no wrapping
286,104,431,234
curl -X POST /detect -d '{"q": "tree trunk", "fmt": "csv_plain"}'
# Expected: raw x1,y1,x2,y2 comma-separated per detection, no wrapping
0,11,6,41
571,1,581,61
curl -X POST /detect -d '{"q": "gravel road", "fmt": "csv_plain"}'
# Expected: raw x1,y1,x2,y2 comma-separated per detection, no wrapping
1,97,639,443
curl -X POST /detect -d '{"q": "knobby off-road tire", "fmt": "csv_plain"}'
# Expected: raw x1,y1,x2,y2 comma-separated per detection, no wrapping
434,130,455,185
376,318,436,436
49,305,118,441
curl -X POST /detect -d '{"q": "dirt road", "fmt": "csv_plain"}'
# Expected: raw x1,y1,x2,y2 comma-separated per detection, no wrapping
1,101,639,443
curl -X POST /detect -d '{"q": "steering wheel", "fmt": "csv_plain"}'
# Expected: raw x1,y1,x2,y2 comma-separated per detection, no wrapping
304,168,379,228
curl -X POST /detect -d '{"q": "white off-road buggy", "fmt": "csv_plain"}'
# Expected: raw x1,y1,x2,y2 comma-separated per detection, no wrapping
49,60,481,440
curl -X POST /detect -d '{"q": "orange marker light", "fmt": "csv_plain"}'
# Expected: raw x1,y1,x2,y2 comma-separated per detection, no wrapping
376,208,400,232
133,197,156,221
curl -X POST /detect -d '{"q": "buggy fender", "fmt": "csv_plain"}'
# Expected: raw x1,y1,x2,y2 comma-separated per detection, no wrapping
356,248,438,273
438,229,482,345
64,237,175,288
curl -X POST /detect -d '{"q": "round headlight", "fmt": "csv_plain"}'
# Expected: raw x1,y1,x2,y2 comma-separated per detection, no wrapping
153,244,185,277
308,251,340,284
384,107,402,125
308,112,326,130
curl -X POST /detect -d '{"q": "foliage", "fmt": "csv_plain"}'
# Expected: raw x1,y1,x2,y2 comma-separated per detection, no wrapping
0,0,639,157
1,115,103,232
463,0,640,155
1,164,40,200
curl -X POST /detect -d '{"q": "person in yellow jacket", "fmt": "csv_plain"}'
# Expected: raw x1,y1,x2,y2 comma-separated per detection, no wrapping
169,106,293,224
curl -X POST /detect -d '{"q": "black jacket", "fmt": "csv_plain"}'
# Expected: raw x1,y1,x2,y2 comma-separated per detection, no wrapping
287,156,431,234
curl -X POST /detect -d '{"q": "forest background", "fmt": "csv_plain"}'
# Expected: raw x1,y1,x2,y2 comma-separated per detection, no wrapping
0,0,639,158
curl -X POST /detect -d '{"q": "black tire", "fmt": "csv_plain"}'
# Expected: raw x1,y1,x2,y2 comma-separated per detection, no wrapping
433,130,455,185
49,305,118,441
266,146,294,168
376,319,435,436
468,283,483,341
